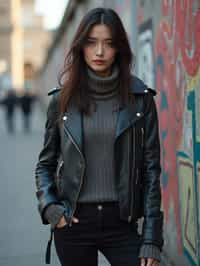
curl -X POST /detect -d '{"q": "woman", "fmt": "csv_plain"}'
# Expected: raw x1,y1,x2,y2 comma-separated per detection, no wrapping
35,7,163,266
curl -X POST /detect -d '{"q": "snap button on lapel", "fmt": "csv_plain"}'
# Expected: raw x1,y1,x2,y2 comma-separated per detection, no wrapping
63,116,67,121
136,112,141,117
144,89,148,93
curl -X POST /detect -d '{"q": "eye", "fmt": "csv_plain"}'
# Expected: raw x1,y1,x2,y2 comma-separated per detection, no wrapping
85,39,96,45
106,42,114,47
104,40,115,48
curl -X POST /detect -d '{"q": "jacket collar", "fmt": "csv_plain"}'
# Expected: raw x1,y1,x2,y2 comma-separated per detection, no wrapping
130,75,156,95
63,102,83,151
48,76,156,96
59,76,156,151
115,76,156,138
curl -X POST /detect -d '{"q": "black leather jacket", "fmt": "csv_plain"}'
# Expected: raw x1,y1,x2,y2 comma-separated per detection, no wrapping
35,76,164,250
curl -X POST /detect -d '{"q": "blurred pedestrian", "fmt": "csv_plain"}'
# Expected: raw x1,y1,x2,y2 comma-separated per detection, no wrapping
0,89,17,133
19,91,35,133
35,8,163,266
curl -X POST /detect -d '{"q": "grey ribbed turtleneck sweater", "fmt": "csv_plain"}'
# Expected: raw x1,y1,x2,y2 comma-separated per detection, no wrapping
78,65,120,203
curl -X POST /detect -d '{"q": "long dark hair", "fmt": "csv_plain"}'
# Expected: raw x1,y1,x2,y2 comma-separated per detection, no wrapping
58,7,134,117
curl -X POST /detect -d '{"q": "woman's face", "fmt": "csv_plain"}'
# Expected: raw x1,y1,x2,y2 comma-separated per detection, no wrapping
83,24,117,77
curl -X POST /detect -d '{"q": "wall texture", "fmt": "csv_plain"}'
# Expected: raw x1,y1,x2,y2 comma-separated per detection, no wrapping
35,1,200,264
130,1,200,265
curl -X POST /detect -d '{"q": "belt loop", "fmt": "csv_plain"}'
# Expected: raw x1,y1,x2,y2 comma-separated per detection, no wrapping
45,227,54,264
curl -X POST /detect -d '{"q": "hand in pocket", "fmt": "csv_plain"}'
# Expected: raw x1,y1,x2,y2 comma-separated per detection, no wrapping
56,215,79,228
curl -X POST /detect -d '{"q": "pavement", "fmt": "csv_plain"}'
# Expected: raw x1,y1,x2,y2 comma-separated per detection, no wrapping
0,102,109,266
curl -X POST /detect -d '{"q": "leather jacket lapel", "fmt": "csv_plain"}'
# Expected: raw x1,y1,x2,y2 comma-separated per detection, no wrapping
63,100,144,146
63,103,83,151
115,102,144,140
115,105,133,139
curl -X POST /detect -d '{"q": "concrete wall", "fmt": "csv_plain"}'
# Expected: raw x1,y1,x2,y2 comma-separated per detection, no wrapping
35,1,200,265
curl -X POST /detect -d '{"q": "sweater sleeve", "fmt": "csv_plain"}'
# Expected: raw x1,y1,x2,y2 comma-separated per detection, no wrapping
139,244,161,262
44,204,66,228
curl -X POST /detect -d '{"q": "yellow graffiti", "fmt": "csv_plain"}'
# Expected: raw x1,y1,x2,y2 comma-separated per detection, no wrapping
186,68,200,90
177,157,198,264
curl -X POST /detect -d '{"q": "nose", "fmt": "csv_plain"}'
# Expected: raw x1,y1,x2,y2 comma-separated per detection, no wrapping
96,43,104,56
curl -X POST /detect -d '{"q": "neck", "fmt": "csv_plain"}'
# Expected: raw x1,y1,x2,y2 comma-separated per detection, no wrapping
93,68,112,77
86,64,119,100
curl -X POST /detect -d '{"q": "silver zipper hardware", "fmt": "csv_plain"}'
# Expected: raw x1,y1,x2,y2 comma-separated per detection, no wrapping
128,127,135,223
63,124,85,223
56,160,64,177
127,128,131,222
128,215,132,223
136,112,141,117
141,127,144,147
62,115,67,121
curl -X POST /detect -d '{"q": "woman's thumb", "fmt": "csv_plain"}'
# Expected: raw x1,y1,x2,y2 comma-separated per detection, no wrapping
72,217,79,223
140,258,146,266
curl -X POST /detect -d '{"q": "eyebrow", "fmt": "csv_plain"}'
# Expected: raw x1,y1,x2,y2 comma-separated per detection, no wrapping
87,37,113,41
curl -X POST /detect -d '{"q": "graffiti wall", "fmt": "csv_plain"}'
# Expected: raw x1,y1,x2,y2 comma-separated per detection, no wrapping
136,0,200,265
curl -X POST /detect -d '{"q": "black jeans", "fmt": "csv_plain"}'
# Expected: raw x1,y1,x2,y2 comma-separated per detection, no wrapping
54,201,142,266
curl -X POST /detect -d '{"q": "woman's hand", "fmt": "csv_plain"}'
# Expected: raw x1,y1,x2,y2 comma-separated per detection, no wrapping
141,257,159,266
56,215,79,228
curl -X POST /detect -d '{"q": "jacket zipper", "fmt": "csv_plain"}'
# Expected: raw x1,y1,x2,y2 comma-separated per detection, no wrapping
128,127,135,223
63,124,85,226
127,129,130,221
56,159,64,194
141,127,144,147
56,159,63,177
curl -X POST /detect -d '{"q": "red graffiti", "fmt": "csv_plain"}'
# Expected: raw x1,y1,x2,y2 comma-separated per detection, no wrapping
162,0,200,76
154,0,200,253
137,5,145,25
116,0,131,17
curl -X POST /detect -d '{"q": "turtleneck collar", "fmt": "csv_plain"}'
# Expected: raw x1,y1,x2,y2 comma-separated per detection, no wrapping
86,64,119,100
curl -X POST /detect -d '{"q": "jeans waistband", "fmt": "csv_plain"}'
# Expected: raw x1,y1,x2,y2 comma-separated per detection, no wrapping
76,201,119,206
76,201,119,210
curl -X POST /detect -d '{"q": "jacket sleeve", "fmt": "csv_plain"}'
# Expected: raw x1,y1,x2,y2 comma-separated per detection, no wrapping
142,93,164,250
35,94,61,224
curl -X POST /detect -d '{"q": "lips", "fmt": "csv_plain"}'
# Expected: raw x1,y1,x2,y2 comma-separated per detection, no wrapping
93,60,105,64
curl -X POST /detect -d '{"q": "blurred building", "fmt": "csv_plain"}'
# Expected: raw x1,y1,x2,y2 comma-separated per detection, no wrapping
21,0,52,91
0,0,24,91
0,0,52,93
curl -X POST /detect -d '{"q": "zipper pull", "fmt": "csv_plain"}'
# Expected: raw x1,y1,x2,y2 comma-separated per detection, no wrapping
141,127,144,147
56,160,63,177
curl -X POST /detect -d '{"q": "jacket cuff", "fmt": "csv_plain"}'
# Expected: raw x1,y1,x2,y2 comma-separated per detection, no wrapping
44,204,66,228
142,211,164,250
139,244,161,262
